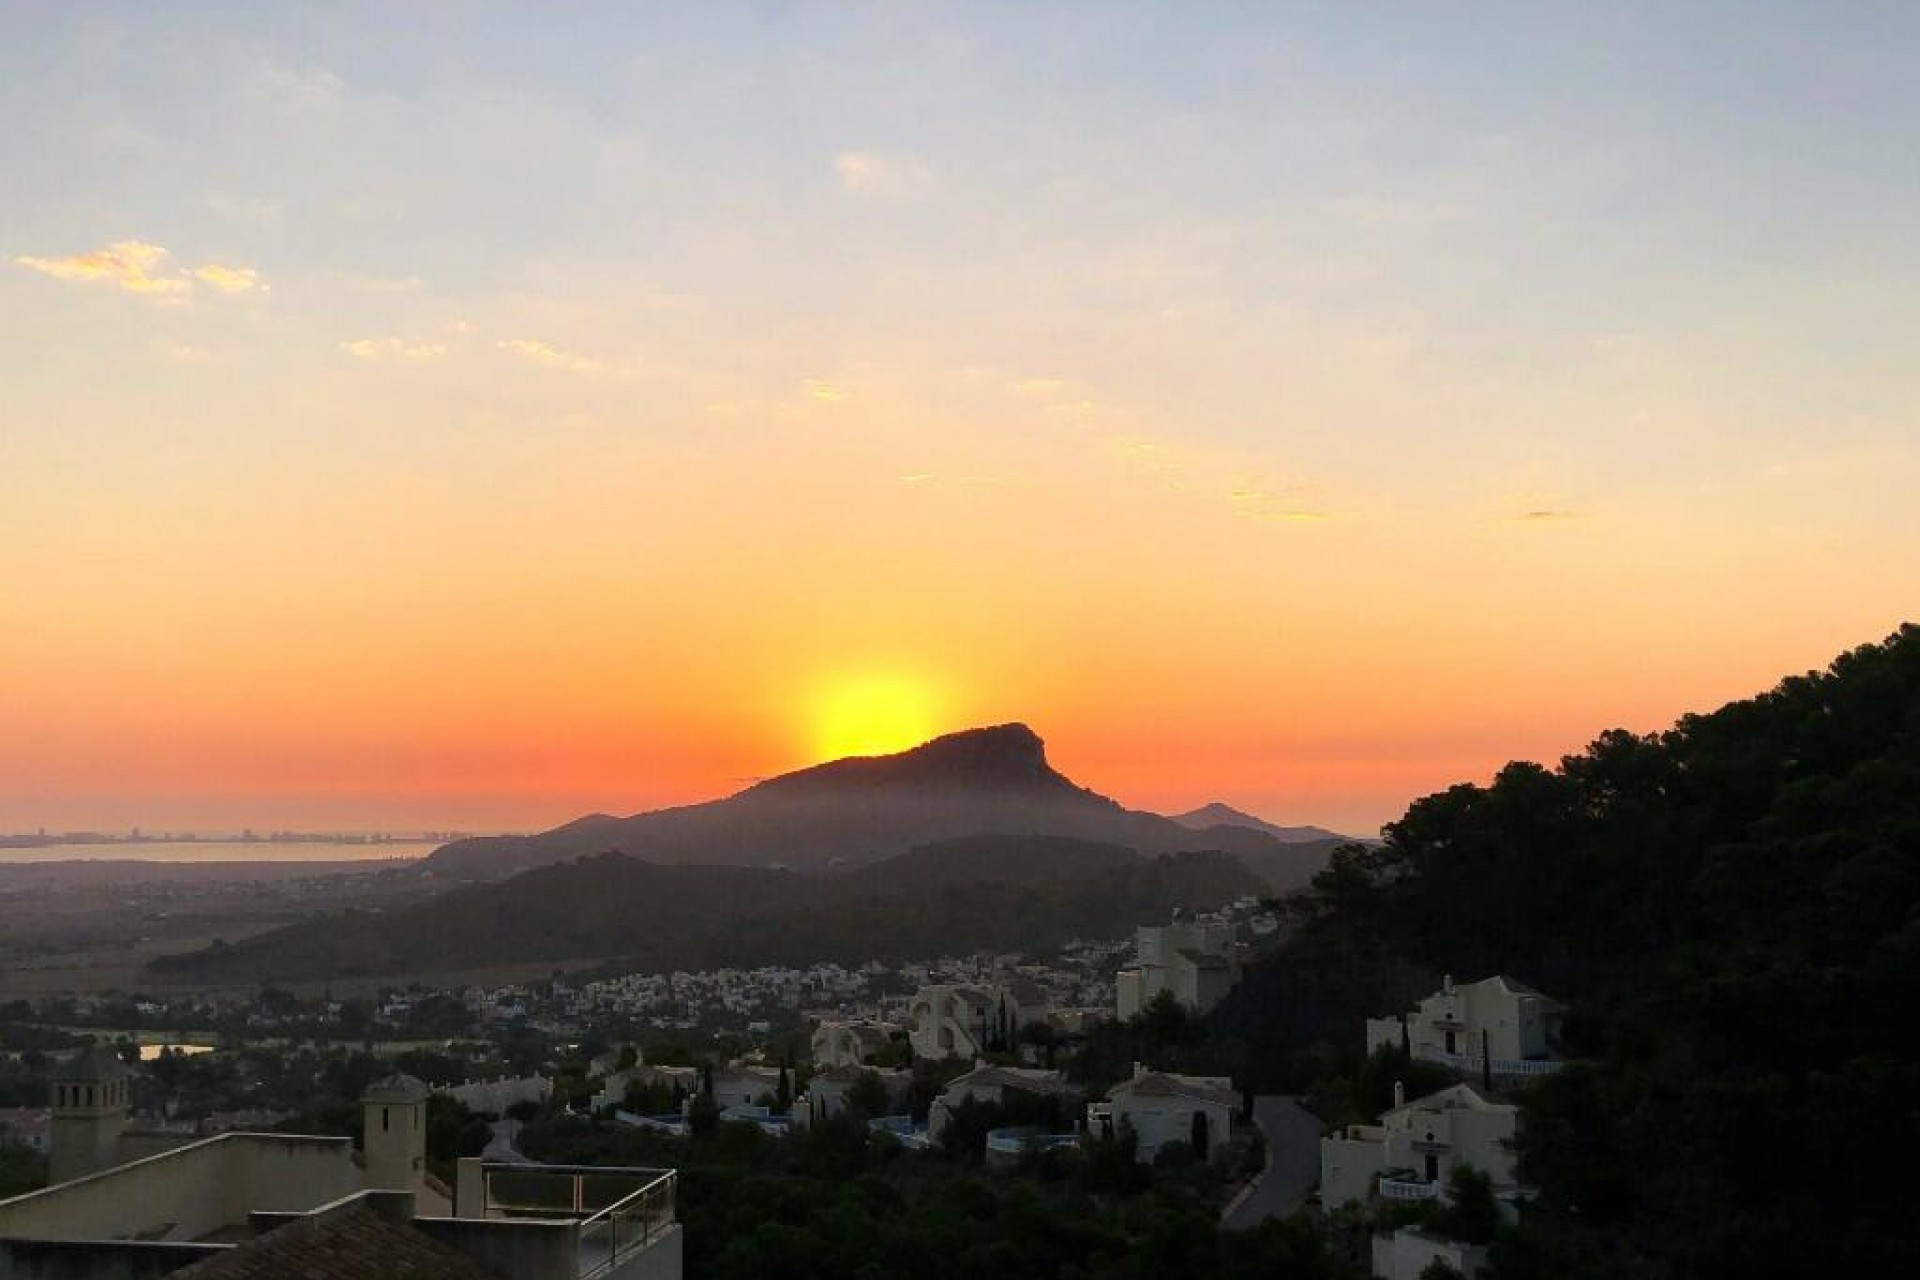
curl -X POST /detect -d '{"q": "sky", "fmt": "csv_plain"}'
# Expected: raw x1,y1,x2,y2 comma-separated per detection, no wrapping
3,1,1918,837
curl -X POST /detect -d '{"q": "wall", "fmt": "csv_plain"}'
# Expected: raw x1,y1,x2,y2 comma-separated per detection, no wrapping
1320,1129,1387,1209
1110,1096,1234,1163
0,1134,356,1244
0,1238,226,1280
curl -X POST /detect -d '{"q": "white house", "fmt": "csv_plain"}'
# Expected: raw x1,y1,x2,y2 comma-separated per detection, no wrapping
907,978,1049,1062
795,1066,912,1128
704,1066,786,1112
1320,1082,1519,1210
595,1063,700,1113
926,1065,1081,1141
811,1019,898,1069
1088,1064,1238,1163
1364,975,1563,1077
1371,1228,1489,1280
1114,917,1242,1019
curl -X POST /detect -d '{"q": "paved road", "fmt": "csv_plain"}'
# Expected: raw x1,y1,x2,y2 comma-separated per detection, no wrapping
1222,1096,1322,1229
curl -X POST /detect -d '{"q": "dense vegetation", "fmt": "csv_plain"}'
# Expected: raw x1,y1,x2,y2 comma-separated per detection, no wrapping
518,1104,1328,1280
1213,624,1920,1276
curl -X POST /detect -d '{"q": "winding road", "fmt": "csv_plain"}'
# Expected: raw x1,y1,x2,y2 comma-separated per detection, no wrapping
1222,1096,1322,1229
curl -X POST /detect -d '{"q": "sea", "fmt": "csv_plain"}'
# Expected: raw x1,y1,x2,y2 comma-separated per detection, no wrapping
0,840,443,864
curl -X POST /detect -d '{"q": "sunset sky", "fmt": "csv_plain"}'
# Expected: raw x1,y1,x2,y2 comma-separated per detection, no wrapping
4,2,1917,837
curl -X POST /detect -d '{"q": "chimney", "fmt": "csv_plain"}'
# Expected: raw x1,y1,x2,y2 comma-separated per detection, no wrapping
1393,1080,1406,1109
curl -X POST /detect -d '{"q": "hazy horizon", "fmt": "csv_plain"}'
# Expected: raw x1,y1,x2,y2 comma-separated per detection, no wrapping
6,3,1917,837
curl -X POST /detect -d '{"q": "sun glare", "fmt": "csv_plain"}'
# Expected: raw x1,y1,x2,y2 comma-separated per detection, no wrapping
812,672,943,761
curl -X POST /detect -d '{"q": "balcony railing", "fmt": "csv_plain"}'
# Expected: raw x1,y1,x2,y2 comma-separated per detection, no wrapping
479,1163,675,1280
1378,1175,1440,1202
1417,1048,1564,1078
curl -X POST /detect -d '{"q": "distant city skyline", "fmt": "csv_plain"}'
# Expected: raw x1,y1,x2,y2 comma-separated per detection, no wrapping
4,3,1917,836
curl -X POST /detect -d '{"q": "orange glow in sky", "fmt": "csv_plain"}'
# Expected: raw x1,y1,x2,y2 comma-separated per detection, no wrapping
3,7,1918,838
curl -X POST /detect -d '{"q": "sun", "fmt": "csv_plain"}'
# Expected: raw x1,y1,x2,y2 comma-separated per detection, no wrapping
812,671,943,761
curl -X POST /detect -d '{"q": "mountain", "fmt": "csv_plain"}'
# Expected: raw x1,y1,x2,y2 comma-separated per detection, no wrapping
1208,624,1920,1277
1170,802,1359,845
149,834,1267,984
425,724,1323,887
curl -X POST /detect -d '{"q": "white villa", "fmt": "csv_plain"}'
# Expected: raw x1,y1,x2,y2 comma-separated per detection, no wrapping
1114,917,1242,1019
907,978,1049,1062
1320,1081,1519,1210
1364,975,1563,1077
1088,1064,1239,1163
811,1019,899,1069
795,1066,912,1127
926,1064,1081,1141
705,1065,787,1111
0,1049,682,1280
1371,1228,1490,1280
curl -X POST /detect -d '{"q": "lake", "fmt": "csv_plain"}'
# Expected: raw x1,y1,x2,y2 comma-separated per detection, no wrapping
0,840,443,864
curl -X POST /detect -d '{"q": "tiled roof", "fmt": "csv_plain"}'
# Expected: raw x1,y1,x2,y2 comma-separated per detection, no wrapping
169,1206,504,1280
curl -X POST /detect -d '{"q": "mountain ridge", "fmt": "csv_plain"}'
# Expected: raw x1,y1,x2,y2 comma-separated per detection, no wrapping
424,723,1327,886
1169,801,1359,845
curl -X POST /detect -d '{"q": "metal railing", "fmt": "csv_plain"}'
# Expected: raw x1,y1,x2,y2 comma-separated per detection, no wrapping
1417,1048,1564,1077
479,1163,675,1280
1378,1175,1441,1202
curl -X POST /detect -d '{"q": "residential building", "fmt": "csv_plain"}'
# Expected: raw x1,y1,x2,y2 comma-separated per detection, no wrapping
811,1019,898,1068
795,1066,911,1127
705,1066,785,1111
1114,917,1242,1019
1364,975,1563,1077
0,1107,49,1154
907,978,1049,1061
925,1064,1081,1141
1319,1082,1519,1210
0,1058,682,1280
1371,1228,1489,1280
1087,1064,1239,1163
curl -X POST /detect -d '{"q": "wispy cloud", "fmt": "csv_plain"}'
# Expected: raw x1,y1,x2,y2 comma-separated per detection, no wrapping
835,150,936,197
15,241,266,298
341,337,447,363
497,338,603,373
1231,481,1328,523
1508,509,1581,523
192,263,264,293
15,241,192,295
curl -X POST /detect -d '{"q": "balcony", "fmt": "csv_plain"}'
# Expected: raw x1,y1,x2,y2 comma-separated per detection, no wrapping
473,1162,677,1280
1417,1047,1564,1078
1378,1174,1440,1202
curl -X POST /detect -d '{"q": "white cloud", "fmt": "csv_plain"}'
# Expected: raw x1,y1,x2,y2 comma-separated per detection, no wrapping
15,241,192,295
497,338,603,373
341,337,447,363
15,241,266,298
192,263,264,293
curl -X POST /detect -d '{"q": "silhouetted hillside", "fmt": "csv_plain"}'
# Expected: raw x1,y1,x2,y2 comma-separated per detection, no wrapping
1210,624,1920,1277
1170,802,1357,846
151,834,1267,984
424,725,1312,882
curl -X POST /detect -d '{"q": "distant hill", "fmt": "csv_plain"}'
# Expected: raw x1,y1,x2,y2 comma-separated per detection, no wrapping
149,834,1268,984
425,724,1324,887
1169,802,1359,846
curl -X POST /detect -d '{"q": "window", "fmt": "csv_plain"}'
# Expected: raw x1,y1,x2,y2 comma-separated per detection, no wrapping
383,1107,391,1132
